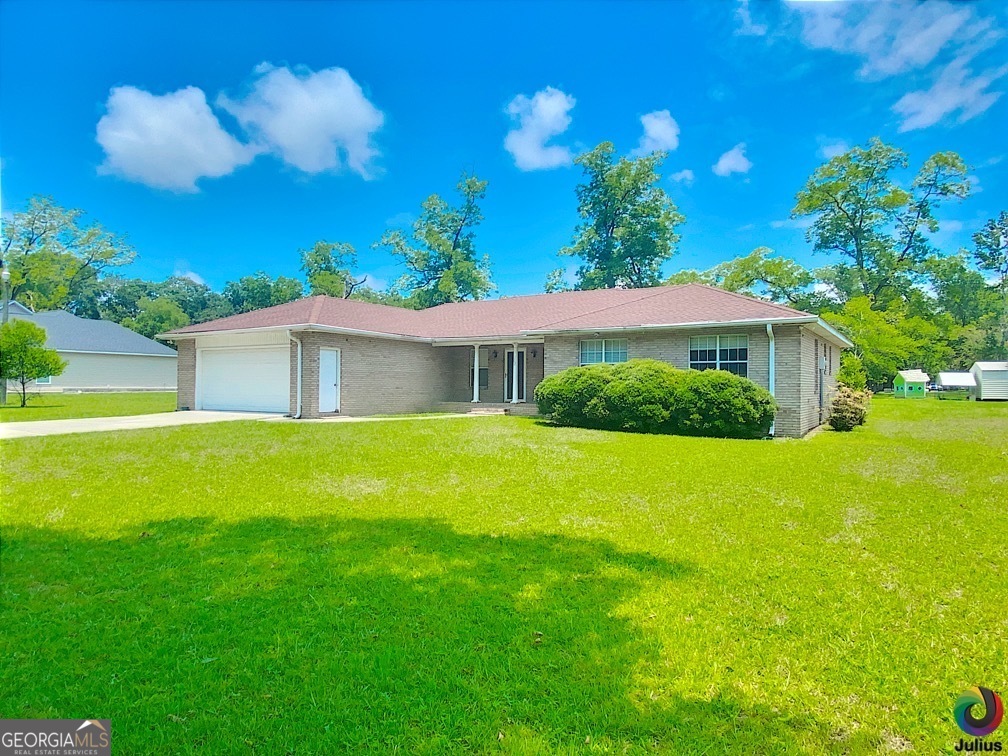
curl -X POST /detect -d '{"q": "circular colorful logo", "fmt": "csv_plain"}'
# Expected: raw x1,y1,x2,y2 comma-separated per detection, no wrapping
955,686,1004,738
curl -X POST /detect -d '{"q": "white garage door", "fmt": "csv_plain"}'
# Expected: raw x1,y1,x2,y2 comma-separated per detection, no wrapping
198,347,289,412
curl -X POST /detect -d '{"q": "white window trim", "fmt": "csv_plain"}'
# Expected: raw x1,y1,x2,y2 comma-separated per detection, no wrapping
35,375,52,385
689,334,749,374
579,338,628,366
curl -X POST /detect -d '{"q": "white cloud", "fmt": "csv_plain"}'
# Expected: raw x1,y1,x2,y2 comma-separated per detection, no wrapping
357,272,387,291
893,56,1008,132
670,169,695,185
792,0,1007,130
735,0,767,37
175,269,206,286
770,217,814,230
712,143,752,177
96,86,258,192
503,87,576,171
818,138,849,159
633,110,680,155
218,63,385,178
384,211,414,228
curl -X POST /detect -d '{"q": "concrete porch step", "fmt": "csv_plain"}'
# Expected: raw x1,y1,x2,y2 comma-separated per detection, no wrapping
436,402,540,417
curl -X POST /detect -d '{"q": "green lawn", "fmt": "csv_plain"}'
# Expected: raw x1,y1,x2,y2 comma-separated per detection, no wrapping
2,397,1005,753
0,391,176,422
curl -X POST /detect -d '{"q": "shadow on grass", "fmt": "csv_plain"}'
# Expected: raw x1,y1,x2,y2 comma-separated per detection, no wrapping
2,517,852,752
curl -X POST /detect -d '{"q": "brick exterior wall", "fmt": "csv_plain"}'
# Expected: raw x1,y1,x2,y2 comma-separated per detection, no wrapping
176,340,196,410
289,332,454,419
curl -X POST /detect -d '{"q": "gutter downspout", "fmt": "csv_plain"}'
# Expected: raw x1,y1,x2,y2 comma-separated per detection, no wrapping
766,323,776,437
289,331,303,419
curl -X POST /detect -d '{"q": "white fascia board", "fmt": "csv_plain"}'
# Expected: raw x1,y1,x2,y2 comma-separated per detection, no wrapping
57,349,178,358
431,335,546,346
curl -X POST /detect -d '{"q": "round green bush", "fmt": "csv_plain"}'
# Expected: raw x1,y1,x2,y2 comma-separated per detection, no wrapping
534,359,777,439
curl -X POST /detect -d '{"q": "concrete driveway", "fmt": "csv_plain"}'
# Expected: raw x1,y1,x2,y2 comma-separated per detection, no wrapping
0,410,284,439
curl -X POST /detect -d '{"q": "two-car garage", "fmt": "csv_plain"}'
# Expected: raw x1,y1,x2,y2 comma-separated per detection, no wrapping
195,333,290,413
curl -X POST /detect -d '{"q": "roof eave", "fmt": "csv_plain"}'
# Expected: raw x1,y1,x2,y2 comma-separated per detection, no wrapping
158,323,431,343
523,315,854,347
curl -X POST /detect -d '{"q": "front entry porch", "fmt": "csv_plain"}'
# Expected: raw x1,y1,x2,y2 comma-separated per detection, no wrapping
437,341,546,406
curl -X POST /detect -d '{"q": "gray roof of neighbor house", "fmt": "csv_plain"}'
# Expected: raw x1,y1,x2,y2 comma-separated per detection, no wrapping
10,308,177,356
7,300,34,316
162,283,854,347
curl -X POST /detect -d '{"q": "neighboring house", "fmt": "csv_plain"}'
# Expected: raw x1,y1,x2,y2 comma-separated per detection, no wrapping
8,302,177,391
162,284,850,437
970,361,1008,401
893,370,929,398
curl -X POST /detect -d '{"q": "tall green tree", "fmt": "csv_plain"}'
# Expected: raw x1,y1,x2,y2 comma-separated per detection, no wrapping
300,241,367,298
0,320,67,407
95,276,233,328
973,211,1008,294
561,142,684,289
823,296,955,388
972,212,1008,356
923,252,994,327
709,247,816,306
664,268,716,287
153,276,234,323
376,173,493,308
792,138,969,306
121,297,190,339
1,196,136,313
223,272,303,313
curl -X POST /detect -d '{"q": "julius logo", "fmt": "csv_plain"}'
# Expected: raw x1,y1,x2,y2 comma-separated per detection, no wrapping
954,687,1004,752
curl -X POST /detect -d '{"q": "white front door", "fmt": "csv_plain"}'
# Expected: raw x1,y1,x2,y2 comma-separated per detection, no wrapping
319,348,341,413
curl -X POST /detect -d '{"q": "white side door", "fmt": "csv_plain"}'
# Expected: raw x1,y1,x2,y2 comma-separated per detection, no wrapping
319,348,341,413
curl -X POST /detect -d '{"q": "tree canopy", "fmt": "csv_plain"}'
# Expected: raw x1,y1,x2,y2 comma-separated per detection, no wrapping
2,196,136,313
792,138,970,306
376,173,494,308
560,142,684,289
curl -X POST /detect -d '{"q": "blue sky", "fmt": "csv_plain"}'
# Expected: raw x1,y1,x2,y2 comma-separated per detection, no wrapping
1,0,1005,297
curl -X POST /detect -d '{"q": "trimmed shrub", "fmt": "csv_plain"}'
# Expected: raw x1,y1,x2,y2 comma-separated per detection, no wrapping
828,387,871,431
534,359,777,439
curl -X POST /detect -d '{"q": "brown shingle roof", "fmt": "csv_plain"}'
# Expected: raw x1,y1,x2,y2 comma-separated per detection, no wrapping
165,283,816,340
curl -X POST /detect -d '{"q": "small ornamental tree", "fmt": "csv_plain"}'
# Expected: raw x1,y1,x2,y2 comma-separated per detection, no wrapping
836,352,868,391
0,320,67,407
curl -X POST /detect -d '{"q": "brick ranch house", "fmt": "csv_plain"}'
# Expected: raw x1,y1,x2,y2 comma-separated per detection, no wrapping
161,283,851,437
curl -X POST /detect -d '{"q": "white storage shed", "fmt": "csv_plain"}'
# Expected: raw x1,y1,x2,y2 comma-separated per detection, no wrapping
970,362,1008,401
